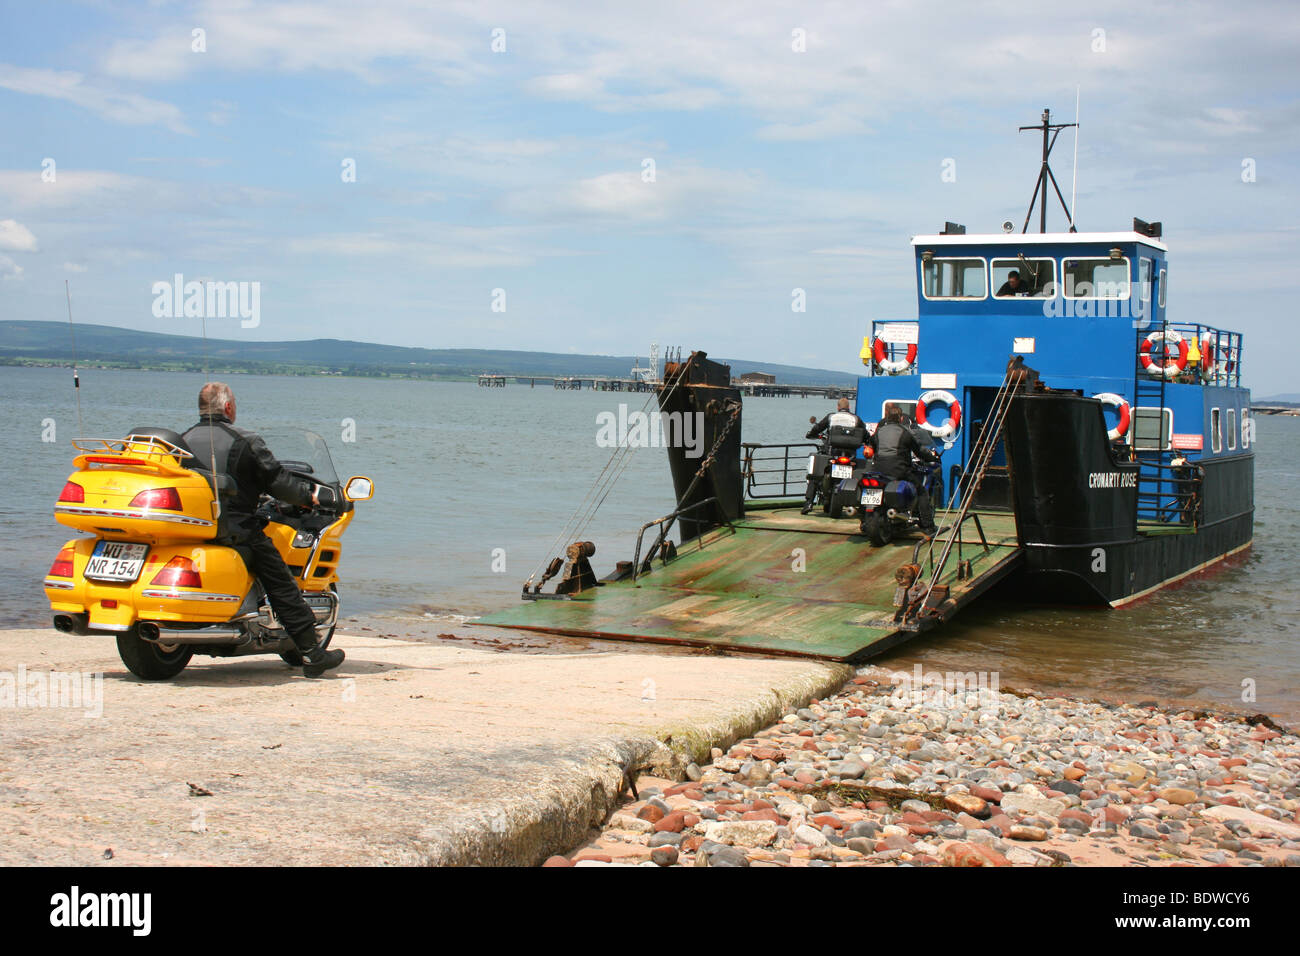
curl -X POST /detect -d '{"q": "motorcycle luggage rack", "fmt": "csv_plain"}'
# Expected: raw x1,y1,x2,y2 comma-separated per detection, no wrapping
71,435,196,460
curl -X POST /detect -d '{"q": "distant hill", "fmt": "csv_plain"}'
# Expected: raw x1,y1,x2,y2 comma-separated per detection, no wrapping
1257,394,1300,406
0,321,856,385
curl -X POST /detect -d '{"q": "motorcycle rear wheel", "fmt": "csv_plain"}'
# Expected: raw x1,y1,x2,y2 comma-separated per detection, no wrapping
862,513,893,547
116,629,193,681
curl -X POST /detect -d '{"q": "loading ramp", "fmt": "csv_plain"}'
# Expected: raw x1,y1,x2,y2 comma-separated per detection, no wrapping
477,505,1022,662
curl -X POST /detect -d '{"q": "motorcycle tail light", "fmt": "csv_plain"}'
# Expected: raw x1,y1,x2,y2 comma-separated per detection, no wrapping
59,481,85,503
150,556,202,588
860,477,880,488
835,456,851,465
48,547,75,577
129,487,182,510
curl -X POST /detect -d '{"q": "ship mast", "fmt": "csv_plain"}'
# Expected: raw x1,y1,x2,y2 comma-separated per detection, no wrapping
1019,108,1078,234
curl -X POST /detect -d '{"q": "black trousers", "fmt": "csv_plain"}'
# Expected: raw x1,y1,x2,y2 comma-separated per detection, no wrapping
237,529,319,646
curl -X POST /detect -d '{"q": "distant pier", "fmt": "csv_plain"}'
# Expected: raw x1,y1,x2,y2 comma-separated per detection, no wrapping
478,373,853,398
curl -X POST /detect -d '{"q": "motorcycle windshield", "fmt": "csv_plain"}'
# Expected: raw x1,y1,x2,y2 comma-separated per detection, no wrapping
259,428,340,485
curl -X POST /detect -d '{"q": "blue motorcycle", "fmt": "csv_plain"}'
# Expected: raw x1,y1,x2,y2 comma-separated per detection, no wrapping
857,454,943,546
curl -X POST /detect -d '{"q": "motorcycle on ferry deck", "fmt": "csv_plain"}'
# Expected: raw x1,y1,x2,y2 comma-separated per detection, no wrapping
857,450,943,546
804,419,869,518
43,426,374,680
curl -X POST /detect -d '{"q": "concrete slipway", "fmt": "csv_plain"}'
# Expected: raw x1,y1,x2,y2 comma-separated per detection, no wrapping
0,626,850,866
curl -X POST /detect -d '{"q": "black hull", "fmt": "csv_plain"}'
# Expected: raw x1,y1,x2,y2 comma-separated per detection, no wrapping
1000,392,1253,607
657,351,744,542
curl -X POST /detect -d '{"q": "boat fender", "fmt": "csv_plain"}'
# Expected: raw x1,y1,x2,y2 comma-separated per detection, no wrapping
1092,392,1131,442
1140,330,1189,380
915,389,962,440
871,337,917,375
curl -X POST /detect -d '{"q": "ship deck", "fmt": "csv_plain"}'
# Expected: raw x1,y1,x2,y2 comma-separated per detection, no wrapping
476,504,1023,662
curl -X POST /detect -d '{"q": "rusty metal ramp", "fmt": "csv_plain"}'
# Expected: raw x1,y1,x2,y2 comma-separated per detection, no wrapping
476,505,1023,662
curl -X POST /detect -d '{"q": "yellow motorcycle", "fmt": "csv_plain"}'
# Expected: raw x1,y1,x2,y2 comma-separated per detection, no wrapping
43,427,373,680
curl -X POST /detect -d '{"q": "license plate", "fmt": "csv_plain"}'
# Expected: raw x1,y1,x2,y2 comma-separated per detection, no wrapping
860,489,883,507
832,464,852,480
85,541,149,583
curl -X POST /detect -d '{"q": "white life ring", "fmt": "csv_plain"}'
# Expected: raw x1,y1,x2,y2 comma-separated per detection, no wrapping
1140,330,1188,380
1199,332,1234,382
871,337,917,375
1092,392,1131,442
916,389,962,440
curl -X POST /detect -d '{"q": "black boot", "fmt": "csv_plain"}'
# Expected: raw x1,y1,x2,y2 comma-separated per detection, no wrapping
295,631,344,678
302,644,345,678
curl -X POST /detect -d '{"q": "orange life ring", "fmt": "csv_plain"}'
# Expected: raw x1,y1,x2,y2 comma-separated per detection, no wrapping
872,337,917,374
1140,330,1189,380
916,389,961,440
1092,392,1131,442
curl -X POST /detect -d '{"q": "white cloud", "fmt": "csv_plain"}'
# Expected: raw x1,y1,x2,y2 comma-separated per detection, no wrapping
0,64,191,133
501,166,762,223
0,219,38,252
0,254,23,281
285,225,574,269
101,2,485,84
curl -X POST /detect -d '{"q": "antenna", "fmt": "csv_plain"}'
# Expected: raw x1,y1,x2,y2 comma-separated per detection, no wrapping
197,279,221,526
1070,86,1080,231
1019,107,1078,234
64,280,85,435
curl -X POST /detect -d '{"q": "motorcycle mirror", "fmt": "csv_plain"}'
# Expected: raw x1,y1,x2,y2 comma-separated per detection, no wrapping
344,475,375,501
809,416,817,424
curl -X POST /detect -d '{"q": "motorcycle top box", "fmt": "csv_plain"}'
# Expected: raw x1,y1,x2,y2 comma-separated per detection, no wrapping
54,433,220,542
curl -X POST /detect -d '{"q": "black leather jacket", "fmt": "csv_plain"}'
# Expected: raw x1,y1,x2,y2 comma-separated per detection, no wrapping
869,420,937,479
182,415,316,541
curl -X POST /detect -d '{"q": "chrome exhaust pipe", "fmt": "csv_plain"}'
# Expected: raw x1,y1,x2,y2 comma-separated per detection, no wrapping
138,623,246,645
52,613,89,635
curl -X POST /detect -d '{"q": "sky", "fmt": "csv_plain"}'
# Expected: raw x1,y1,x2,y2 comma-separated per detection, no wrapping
1,0,1297,392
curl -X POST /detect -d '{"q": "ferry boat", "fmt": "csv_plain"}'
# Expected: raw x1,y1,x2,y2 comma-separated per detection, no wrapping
858,112,1253,606
481,111,1254,660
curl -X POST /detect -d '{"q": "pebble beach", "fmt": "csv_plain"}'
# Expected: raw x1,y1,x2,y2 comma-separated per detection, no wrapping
553,667,1300,867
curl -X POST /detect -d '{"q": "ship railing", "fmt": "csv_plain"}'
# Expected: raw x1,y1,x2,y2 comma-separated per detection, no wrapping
910,509,992,583
631,496,731,582
1134,458,1203,529
1148,322,1244,388
741,442,819,500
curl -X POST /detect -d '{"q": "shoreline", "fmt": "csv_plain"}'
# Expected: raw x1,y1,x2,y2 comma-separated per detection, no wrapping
2,623,1296,867
6,608,1295,734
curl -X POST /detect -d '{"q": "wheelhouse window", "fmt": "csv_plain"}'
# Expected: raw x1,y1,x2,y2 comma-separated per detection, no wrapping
1132,407,1172,451
1063,257,1130,299
1210,408,1221,453
1227,408,1237,451
1138,258,1153,303
992,258,1056,297
1242,409,1251,448
922,258,987,299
